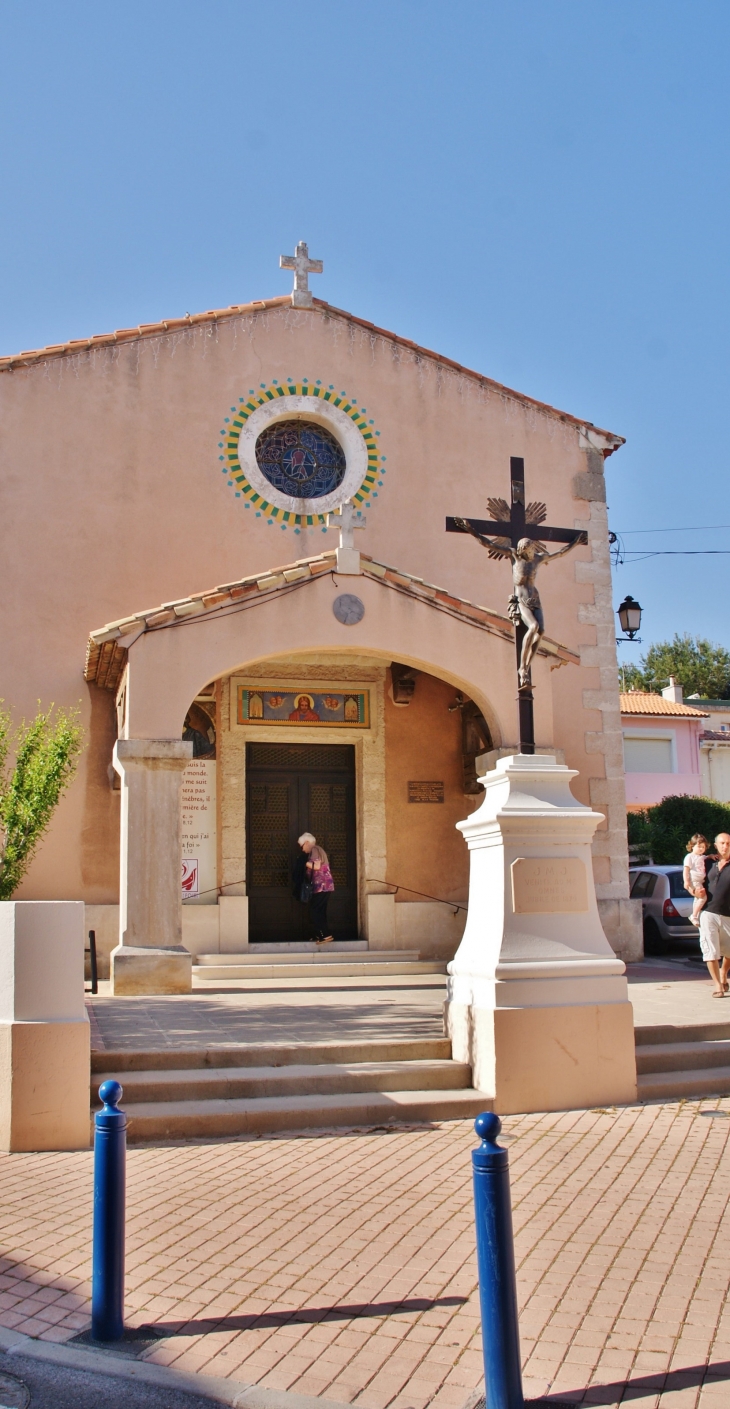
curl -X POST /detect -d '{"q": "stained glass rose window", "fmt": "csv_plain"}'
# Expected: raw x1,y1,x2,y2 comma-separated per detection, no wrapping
254,419,346,500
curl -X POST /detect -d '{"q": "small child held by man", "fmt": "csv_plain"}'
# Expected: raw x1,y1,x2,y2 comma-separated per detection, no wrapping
684,833,710,925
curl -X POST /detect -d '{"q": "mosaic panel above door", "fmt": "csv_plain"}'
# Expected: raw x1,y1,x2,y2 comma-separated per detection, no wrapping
238,686,370,728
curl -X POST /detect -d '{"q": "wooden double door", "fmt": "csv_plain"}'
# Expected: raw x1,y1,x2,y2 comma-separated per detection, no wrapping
246,743,358,943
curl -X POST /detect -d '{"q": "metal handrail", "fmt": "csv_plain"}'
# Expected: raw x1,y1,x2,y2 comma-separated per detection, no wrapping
188,876,468,917
86,929,98,994
365,879,466,915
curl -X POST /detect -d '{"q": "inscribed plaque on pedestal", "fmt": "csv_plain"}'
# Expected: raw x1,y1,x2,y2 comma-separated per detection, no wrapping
511,857,588,914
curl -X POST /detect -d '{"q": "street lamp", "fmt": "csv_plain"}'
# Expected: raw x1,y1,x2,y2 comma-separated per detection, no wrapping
617,595,642,641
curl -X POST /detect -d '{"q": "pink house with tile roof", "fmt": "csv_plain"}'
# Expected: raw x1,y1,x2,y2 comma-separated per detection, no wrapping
621,683,709,809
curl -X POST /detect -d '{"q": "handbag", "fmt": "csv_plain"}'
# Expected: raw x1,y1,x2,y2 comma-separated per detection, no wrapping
300,875,313,903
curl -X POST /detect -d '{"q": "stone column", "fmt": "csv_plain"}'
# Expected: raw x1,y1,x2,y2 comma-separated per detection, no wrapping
111,739,193,995
573,435,643,962
445,754,637,1114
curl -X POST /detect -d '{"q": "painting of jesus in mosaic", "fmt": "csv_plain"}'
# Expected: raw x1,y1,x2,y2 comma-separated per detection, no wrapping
237,687,370,728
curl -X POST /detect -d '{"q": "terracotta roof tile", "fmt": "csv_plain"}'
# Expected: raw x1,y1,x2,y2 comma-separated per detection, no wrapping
620,692,709,717
0,295,623,444
84,550,579,689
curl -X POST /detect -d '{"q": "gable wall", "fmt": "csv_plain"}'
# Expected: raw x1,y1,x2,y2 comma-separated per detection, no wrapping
0,304,630,946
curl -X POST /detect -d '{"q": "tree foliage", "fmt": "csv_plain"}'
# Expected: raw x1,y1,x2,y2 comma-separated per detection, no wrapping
628,794,730,866
0,703,84,900
619,634,730,699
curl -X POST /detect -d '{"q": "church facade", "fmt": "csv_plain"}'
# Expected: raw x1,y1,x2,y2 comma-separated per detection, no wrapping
0,271,641,986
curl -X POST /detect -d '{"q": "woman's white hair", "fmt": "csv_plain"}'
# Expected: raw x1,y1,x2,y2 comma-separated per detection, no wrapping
298,832,316,847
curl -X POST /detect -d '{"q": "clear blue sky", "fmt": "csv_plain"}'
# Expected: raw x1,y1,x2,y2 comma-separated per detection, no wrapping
1,1,727,666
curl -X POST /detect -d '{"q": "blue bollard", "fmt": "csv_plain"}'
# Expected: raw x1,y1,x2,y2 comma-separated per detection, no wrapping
91,1079,127,1342
472,1112,524,1409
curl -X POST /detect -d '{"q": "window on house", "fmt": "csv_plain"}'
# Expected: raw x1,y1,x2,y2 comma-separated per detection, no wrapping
623,737,673,773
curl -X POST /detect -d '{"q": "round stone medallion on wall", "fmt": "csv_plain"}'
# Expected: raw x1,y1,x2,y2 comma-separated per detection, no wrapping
333,594,365,626
217,380,386,531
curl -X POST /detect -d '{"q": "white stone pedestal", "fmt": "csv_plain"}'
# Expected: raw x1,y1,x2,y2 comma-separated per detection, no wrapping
111,739,193,995
445,755,637,1114
0,902,90,1151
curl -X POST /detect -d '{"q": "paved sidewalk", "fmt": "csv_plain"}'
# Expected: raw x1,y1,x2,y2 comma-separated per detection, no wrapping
0,1101,729,1406
86,957,730,1055
87,987,445,1051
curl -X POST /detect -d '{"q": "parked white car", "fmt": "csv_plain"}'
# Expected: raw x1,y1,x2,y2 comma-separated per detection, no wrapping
628,864,700,955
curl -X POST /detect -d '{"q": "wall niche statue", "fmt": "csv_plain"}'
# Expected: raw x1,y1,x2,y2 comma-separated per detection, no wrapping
449,695,493,794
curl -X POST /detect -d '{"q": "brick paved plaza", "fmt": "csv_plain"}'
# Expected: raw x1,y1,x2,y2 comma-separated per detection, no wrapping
0,1098,728,1407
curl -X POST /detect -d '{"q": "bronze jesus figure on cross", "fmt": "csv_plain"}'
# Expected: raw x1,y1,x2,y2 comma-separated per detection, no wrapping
446,456,586,755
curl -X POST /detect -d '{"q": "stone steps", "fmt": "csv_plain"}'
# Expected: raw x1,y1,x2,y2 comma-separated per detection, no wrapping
91,1038,453,1073
97,1089,489,1143
636,1021,730,1101
90,1038,488,1141
194,947,407,964
92,1058,472,1105
638,1065,730,1102
193,959,447,981
191,949,447,984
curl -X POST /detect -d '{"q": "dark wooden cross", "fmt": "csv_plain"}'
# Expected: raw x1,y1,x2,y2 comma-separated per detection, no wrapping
446,456,587,755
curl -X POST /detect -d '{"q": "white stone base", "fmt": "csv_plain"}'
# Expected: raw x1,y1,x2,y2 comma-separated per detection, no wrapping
111,945,192,995
445,998,637,1113
447,754,638,1116
0,1020,90,1151
0,901,89,1151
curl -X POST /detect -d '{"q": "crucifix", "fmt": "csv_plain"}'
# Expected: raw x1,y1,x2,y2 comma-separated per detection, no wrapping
279,240,323,308
446,456,587,755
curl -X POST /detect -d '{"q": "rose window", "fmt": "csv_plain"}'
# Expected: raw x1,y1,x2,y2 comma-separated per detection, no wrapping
254,419,346,500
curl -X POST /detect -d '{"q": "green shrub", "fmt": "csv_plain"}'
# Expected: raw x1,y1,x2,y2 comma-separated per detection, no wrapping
634,794,730,866
0,703,83,899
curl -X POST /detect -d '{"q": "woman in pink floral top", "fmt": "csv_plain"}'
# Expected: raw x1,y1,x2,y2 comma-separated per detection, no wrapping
298,832,335,944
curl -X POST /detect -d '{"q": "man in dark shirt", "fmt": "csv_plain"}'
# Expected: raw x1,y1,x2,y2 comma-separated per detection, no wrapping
699,833,730,995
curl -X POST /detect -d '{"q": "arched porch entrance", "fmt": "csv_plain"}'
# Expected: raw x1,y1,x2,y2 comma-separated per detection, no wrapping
84,548,576,992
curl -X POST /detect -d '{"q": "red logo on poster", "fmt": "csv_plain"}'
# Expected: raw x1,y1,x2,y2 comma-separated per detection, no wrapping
181,858,199,897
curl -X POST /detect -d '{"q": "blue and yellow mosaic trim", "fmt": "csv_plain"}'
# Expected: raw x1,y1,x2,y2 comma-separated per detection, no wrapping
218,379,386,532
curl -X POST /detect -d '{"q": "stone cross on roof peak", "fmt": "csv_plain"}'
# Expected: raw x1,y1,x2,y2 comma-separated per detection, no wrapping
279,241,323,308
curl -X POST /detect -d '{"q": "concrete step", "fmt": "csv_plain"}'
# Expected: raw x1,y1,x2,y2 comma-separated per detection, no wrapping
636,1040,730,1075
90,1037,453,1074
94,1087,490,1142
638,1065,730,1101
225,941,368,954
91,1059,472,1104
194,947,407,964
192,959,447,981
635,1021,730,1047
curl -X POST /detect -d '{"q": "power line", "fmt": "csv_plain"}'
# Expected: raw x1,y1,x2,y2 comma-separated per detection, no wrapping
620,550,730,561
615,524,730,535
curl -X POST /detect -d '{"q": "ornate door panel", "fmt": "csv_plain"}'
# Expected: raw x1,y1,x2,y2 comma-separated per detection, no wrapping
246,744,357,943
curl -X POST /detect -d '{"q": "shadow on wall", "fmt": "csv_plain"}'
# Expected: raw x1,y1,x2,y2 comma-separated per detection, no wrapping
80,685,119,899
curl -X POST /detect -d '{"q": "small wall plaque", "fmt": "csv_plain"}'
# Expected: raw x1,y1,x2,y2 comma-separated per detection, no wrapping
511,857,588,914
408,781,445,804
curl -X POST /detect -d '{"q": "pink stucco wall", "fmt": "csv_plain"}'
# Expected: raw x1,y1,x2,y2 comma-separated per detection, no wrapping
623,715,704,807
0,299,623,901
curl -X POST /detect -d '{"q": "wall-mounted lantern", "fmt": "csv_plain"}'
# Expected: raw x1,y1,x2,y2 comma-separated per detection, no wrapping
617,595,642,642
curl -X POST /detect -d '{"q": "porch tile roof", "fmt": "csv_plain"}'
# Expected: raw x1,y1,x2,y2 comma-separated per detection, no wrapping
83,549,580,692
620,692,709,718
0,295,623,446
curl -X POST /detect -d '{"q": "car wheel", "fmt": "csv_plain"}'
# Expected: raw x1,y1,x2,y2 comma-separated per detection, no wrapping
643,918,664,956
